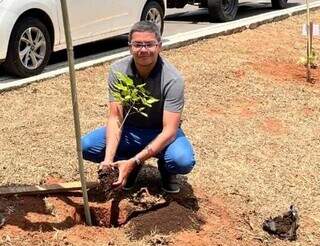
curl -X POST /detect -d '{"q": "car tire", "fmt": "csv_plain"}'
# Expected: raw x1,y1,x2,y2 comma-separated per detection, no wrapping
207,0,239,22
3,17,52,78
271,0,288,9
141,1,164,34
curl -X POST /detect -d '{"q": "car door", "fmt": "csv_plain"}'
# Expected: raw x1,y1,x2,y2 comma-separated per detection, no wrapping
108,1,145,32
92,1,134,34
58,0,146,45
65,0,110,41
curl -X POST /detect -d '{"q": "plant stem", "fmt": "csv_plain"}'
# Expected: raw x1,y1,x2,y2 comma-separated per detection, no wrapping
119,103,134,130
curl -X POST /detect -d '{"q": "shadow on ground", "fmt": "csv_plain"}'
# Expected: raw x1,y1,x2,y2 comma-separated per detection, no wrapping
0,164,203,239
122,165,203,239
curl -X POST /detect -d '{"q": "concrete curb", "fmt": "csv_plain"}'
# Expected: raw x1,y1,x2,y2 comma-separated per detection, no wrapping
1,1,320,92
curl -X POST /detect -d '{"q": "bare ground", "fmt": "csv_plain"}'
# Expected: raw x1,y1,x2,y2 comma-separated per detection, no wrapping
1,10,320,245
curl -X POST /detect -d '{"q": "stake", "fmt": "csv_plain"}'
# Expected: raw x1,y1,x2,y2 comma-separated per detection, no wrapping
310,21,313,53
306,0,311,82
60,0,92,226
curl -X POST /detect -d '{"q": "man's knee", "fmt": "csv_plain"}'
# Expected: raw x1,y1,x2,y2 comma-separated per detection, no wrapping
81,136,100,162
169,154,196,174
81,136,91,160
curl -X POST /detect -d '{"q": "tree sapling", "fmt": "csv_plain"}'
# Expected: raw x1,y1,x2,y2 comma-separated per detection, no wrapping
98,71,159,194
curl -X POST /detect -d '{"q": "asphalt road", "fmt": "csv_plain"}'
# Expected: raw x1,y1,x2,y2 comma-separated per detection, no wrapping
0,0,316,81
164,0,307,35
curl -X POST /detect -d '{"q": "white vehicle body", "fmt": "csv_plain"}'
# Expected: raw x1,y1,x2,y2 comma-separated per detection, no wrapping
0,0,166,77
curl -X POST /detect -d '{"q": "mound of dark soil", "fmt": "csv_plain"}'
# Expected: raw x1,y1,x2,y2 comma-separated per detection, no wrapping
98,168,119,195
126,201,203,239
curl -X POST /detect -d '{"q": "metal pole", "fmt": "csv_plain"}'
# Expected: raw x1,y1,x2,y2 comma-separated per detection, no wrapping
60,0,92,225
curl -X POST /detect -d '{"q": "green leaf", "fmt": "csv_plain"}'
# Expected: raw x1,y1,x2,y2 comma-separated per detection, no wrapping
111,70,160,124
147,97,159,104
112,92,122,101
116,72,133,86
140,112,148,117
137,83,146,88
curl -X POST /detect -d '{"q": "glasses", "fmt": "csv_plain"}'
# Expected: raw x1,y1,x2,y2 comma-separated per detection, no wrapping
128,41,160,50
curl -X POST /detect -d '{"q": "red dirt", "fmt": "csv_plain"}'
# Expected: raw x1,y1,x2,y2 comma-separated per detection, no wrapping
302,107,316,117
233,69,246,79
240,107,256,119
260,117,287,135
251,60,320,85
233,97,258,119
206,97,258,119
0,185,248,245
206,107,226,117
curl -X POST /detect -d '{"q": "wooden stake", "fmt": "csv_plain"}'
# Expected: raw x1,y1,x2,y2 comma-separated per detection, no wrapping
306,0,311,82
310,21,313,51
60,0,92,226
0,181,99,196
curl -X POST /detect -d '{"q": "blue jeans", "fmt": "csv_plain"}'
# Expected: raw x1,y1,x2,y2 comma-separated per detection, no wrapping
81,126,196,174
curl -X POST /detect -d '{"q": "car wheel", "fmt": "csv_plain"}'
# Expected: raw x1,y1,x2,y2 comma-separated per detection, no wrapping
271,0,288,9
207,0,239,22
3,17,52,78
141,1,164,34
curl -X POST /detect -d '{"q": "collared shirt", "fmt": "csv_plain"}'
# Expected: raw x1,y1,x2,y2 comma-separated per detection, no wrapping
108,55,184,129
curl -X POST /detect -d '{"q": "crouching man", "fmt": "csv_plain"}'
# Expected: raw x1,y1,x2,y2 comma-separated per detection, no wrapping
81,21,195,193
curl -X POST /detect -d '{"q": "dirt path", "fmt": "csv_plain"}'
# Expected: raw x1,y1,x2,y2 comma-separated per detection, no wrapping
1,10,320,245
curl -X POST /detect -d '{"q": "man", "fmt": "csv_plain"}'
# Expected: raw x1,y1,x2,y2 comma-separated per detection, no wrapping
81,21,195,193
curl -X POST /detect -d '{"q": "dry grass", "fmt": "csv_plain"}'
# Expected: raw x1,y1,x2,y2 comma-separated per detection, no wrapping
1,10,320,245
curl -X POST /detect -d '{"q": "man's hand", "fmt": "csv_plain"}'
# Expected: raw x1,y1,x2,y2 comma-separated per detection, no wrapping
111,159,136,188
99,160,113,171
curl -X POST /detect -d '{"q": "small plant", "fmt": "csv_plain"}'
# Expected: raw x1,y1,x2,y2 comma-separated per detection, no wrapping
298,49,318,68
112,71,159,128
98,71,159,193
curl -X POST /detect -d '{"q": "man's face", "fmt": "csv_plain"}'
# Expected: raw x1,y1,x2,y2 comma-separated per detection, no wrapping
129,31,162,68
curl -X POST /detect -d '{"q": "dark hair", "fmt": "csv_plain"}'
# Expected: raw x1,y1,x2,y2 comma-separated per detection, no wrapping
129,21,161,42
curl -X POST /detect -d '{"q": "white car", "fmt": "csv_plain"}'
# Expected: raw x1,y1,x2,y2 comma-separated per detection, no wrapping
0,0,165,77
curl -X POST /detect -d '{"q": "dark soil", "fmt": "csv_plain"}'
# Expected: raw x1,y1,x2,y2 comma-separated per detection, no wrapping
126,201,203,240
98,168,119,196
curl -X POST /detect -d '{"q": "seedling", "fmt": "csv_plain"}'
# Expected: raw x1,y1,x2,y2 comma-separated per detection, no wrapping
299,49,317,68
98,71,159,193
112,71,159,129
302,0,319,82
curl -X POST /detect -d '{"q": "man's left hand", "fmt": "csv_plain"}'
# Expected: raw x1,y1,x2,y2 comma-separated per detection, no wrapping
111,159,136,188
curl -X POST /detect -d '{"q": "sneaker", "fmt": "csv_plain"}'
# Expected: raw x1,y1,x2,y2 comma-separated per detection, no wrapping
158,164,180,194
122,165,142,191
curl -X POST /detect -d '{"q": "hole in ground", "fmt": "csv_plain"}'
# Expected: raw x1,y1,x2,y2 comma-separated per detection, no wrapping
74,192,204,233
75,200,120,227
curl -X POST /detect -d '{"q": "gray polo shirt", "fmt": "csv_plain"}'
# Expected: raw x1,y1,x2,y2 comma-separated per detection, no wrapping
108,55,184,129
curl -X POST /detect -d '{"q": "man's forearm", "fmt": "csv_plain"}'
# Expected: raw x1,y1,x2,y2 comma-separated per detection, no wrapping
133,128,177,163
104,117,122,163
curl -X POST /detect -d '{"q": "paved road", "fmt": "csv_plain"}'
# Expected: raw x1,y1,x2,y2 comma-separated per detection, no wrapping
0,0,317,82
164,0,308,35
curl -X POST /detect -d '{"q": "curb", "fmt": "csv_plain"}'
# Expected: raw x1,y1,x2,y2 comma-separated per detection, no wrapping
1,1,320,92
